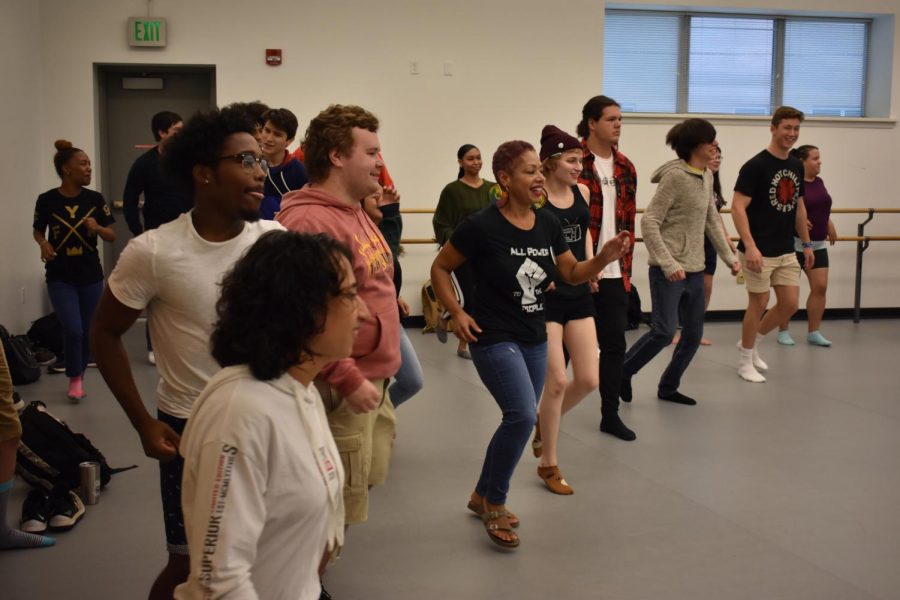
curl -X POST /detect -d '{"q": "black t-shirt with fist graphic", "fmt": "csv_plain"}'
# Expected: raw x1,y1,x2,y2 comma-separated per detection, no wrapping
450,204,569,346
734,150,805,257
33,188,115,284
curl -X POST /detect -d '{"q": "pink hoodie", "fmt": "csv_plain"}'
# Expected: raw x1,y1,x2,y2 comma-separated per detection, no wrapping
277,186,401,396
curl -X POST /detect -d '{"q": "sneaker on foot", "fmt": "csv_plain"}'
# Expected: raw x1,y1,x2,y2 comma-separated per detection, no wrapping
658,391,697,405
48,487,85,531
738,363,766,383
777,330,796,346
807,331,832,347
619,376,633,403
21,489,52,534
148,351,156,365
599,415,636,441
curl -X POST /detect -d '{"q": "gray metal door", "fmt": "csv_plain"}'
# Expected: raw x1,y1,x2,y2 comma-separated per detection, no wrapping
96,65,216,273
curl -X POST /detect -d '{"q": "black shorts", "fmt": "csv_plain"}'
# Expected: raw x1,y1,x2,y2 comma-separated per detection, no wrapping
157,410,188,555
545,292,595,325
704,236,717,275
795,247,829,270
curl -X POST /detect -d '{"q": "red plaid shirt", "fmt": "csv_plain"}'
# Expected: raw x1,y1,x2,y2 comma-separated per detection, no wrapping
578,140,637,291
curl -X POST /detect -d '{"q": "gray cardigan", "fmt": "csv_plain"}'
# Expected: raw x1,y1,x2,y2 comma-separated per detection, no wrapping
641,159,735,277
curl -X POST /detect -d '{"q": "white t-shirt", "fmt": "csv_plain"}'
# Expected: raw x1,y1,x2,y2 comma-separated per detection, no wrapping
175,366,344,600
593,153,623,279
107,212,284,418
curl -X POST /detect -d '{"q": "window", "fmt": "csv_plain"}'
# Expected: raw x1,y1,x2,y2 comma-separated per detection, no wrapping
604,10,870,117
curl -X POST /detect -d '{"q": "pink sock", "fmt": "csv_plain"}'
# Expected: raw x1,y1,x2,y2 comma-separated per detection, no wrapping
68,376,84,398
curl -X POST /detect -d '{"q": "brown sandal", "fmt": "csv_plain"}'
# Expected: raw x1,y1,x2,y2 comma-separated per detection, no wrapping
532,421,542,458
481,510,519,548
467,493,519,528
537,465,574,495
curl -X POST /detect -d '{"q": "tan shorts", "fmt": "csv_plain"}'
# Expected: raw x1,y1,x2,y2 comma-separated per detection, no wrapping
0,344,23,442
739,252,801,294
317,379,396,524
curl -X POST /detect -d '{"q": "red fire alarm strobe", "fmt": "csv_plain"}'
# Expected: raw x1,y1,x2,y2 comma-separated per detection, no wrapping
266,49,282,66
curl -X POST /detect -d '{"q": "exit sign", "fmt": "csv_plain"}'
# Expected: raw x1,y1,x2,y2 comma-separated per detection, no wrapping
128,17,167,47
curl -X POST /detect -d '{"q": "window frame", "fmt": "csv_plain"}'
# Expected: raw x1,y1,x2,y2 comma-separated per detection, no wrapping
604,9,872,117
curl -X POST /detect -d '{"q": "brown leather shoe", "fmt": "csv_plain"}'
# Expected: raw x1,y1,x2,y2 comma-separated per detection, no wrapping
537,465,573,495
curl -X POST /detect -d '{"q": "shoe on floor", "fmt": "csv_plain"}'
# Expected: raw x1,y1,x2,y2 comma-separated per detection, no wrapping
32,348,57,366
777,330,796,346
148,351,156,365
47,359,66,374
807,331,832,347
21,489,52,534
599,415,636,441
12,392,25,413
537,465,573,495
48,487,85,531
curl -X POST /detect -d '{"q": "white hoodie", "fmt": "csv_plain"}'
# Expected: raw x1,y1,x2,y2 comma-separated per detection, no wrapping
175,366,344,600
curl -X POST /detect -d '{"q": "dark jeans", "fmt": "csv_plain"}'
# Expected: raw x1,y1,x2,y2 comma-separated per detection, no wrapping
470,341,547,505
592,278,628,417
46,280,103,377
623,267,705,396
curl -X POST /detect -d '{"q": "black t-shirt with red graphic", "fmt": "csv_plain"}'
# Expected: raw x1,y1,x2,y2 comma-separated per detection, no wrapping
33,188,115,284
451,204,569,346
734,150,805,257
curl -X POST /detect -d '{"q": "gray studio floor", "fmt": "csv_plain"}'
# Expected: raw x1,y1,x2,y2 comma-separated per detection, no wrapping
2,319,900,600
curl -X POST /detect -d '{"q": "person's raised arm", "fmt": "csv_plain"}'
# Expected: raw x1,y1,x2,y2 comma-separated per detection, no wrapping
557,231,631,285
90,288,180,461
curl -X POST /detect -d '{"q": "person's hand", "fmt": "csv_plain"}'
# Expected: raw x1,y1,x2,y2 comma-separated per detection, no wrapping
597,231,631,266
827,221,837,245
39,240,56,262
730,261,742,276
803,247,815,271
806,219,813,231
668,269,686,282
84,216,100,234
451,310,481,343
589,276,599,293
137,418,181,462
380,185,400,205
743,246,763,273
344,380,381,414
397,296,410,317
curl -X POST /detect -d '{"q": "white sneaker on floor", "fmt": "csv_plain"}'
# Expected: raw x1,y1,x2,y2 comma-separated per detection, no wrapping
148,351,156,365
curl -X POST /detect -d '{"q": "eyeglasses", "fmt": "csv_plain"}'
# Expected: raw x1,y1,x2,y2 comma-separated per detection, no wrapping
218,152,269,172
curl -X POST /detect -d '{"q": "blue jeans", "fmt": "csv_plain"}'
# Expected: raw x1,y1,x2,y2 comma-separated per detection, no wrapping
623,267,705,396
389,328,424,408
46,280,103,378
470,341,547,505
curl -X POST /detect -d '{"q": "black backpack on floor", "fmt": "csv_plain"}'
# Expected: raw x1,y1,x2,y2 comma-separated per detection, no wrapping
16,401,137,491
0,324,41,385
27,313,64,359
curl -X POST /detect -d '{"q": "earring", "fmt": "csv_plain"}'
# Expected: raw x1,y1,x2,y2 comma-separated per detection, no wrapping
204,178,209,184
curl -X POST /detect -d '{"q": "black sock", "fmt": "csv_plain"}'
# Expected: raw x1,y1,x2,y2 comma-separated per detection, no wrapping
600,415,636,441
619,376,632,403
658,391,697,405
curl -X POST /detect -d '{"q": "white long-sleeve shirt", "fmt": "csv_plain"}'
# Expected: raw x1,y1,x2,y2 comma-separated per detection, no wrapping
175,366,344,600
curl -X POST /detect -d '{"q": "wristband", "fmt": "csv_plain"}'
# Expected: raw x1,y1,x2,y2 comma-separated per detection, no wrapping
802,242,813,249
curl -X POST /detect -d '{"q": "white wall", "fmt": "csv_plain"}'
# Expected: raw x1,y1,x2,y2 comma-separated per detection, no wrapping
2,0,897,331
0,1,48,332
